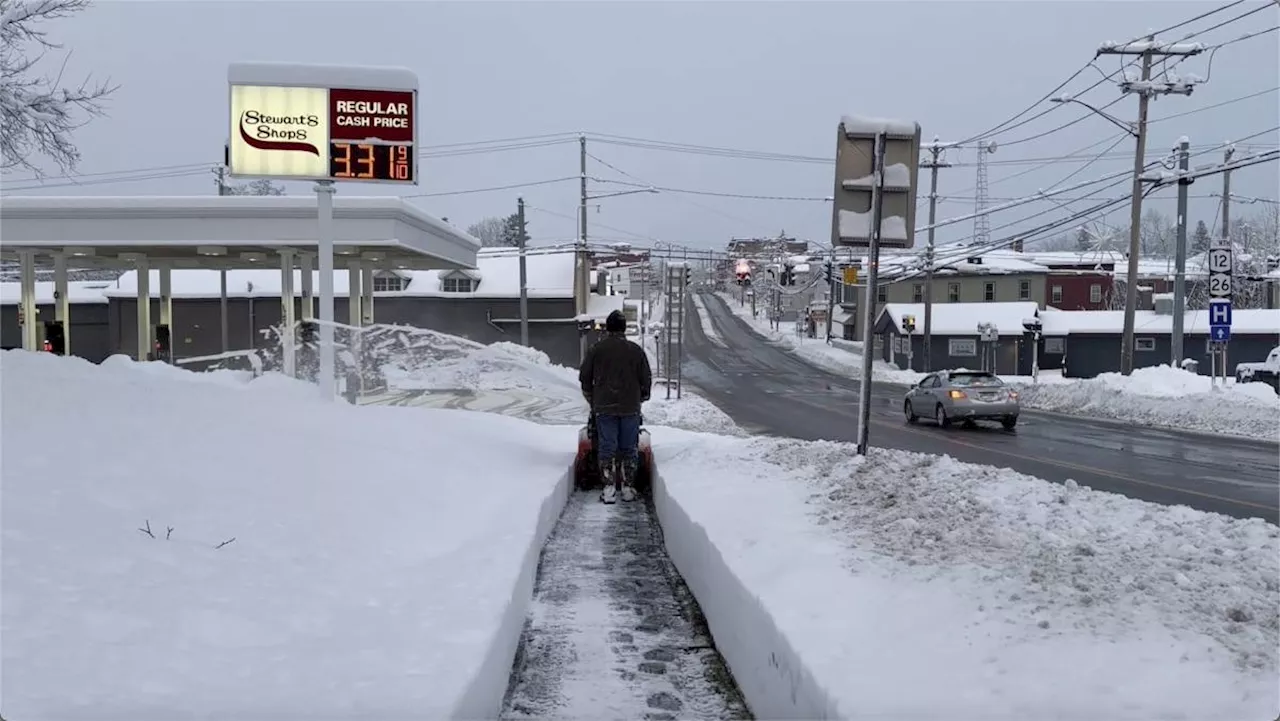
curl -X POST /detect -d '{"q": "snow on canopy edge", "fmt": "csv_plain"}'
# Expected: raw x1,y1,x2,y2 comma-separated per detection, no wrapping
840,115,920,137
228,62,419,91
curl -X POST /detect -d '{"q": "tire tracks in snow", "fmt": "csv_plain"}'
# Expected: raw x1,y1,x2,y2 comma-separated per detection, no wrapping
501,491,750,720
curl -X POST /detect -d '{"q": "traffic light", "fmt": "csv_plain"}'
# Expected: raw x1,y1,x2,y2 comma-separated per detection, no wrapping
685,266,692,286
154,324,171,362
43,321,65,355
824,262,833,284
300,320,318,344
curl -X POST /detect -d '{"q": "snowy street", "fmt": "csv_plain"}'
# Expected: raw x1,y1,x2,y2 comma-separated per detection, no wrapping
712,291,1280,442
690,291,1280,523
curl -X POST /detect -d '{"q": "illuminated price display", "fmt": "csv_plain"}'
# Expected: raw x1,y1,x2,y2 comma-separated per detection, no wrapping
328,143,415,183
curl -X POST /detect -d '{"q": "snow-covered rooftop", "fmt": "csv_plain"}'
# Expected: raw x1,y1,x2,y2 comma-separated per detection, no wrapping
0,281,113,306
1040,308,1280,336
877,302,1042,336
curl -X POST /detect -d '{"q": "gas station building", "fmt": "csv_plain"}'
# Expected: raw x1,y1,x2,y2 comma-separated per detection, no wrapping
0,195,479,371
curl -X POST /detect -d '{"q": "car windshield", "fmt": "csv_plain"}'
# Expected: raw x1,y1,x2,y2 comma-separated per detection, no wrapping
948,373,1003,387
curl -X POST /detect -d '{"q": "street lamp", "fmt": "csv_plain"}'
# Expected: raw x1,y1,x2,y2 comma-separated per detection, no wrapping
1050,95,1145,374
1049,97,1138,137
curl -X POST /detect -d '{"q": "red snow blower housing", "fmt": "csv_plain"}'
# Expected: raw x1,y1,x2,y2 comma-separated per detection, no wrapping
574,412,654,494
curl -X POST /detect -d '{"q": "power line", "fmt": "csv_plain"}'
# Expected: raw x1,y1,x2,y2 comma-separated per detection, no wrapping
1,134,580,186
1125,0,1247,43
402,176,578,199
592,177,827,202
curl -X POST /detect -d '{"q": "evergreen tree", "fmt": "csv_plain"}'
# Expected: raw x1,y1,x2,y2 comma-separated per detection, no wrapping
1190,220,1211,255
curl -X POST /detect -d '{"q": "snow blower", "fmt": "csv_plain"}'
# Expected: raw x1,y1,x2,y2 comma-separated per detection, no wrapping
574,411,655,496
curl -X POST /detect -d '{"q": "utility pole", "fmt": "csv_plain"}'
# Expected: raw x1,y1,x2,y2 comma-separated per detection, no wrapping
214,165,230,354
516,196,529,347
920,140,953,372
577,133,589,363
824,251,836,342
1097,35,1201,375
1171,137,1192,366
1221,146,1234,246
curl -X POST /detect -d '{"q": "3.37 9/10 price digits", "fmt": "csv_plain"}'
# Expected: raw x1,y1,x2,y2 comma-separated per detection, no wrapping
328,142,414,182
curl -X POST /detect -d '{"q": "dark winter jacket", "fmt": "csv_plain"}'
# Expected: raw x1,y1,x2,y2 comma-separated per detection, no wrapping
579,332,652,416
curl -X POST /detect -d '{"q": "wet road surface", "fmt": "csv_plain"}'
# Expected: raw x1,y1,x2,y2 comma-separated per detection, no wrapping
686,291,1280,524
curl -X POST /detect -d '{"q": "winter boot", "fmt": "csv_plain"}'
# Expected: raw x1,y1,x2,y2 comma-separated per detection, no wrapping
619,457,639,502
599,462,618,504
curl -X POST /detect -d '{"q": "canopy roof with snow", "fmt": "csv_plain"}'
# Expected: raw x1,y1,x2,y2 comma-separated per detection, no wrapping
0,248,583,302
0,196,479,271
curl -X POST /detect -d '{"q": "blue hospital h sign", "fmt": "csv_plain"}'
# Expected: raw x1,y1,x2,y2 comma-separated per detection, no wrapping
1208,300,1232,327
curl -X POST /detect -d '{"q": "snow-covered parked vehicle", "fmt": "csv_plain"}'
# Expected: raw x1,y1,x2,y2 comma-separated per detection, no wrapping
1235,345,1280,394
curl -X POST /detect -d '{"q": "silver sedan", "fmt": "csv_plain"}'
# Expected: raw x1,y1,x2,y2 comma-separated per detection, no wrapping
903,370,1020,430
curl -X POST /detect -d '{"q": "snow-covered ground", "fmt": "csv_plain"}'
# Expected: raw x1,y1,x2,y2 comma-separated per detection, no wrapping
0,349,574,719
711,292,1280,441
9,322,1274,720
653,432,1280,719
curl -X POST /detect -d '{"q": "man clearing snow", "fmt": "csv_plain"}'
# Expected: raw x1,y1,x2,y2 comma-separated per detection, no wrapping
580,310,652,503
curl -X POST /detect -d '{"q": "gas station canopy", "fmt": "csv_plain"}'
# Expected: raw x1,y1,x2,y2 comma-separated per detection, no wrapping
0,195,479,270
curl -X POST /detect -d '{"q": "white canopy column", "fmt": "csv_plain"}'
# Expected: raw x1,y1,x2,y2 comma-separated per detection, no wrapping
18,250,37,351
299,252,315,321
120,254,151,360
360,263,374,326
279,249,297,377
53,252,69,355
158,263,173,362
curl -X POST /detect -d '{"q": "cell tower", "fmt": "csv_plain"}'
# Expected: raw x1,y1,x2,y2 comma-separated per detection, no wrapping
972,140,997,246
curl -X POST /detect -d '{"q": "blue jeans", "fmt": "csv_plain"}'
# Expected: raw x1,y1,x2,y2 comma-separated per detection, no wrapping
595,413,641,465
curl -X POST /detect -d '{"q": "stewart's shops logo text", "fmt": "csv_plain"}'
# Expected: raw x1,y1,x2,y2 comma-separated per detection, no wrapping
239,109,321,155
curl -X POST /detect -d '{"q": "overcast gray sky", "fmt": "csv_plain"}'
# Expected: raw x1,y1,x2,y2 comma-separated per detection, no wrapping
3,0,1278,251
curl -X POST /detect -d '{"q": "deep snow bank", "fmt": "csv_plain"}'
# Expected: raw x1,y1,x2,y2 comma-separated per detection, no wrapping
373,325,744,435
653,431,1279,719
1014,364,1280,441
0,350,573,719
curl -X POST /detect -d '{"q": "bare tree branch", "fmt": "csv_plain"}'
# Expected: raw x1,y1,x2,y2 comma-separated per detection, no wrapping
0,0,117,174
215,537,236,549
137,519,154,538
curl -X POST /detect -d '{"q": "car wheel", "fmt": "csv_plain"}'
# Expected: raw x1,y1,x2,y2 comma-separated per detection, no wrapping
904,399,918,424
1001,415,1018,431
935,404,951,428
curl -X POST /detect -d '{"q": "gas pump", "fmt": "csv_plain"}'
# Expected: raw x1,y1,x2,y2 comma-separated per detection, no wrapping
43,320,65,355
153,324,172,363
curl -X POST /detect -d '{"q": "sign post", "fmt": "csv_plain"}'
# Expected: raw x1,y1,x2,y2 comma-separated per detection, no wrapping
833,115,922,456
227,63,419,401
1207,239,1233,388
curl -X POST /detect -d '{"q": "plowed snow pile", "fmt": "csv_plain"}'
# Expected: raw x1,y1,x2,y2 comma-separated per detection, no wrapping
1014,364,1280,440
660,433,1279,717
367,325,743,436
